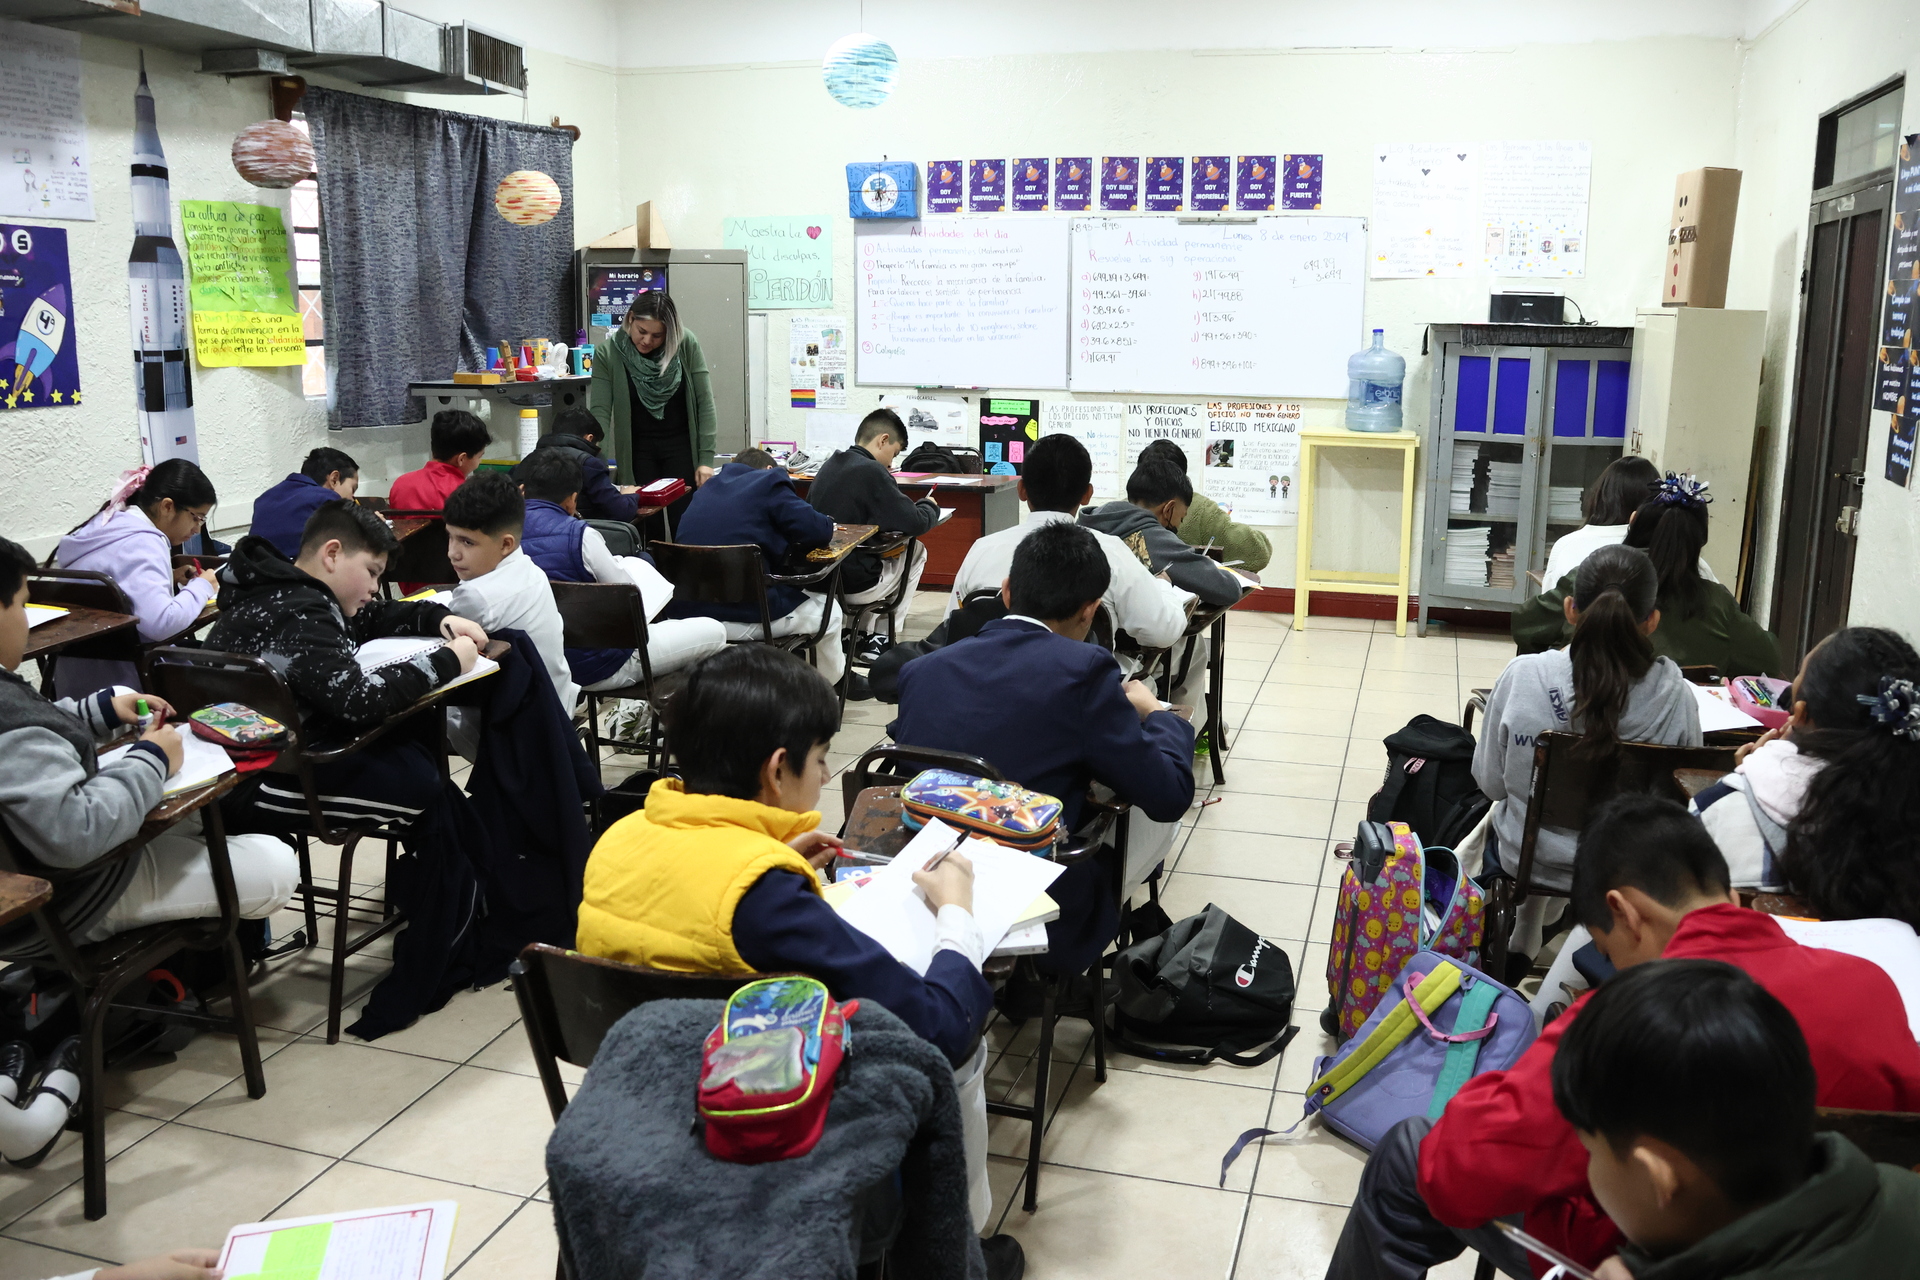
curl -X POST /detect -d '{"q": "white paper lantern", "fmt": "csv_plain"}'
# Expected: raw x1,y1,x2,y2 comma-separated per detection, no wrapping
494,170,563,226
822,33,898,109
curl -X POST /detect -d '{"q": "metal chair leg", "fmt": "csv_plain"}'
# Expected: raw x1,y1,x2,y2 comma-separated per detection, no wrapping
79,980,114,1219
326,833,361,1044
1087,958,1108,1083
226,928,268,1099
1023,981,1057,1213
294,834,319,944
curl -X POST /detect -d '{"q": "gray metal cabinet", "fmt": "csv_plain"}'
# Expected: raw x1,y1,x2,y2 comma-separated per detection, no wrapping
1417,324,1635,635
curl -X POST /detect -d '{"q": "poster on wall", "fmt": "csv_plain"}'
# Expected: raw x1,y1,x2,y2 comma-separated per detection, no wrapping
179,201,303,367
586,265,665,325
1235,156,1276,211
1875,135,1920,414
1201,400,1302,525
1479,140,1591,278
1190,157,1230,213
969,160,1005,213
1144,157,1184,212
879,393,973,449
788,315,848,409
1282,154,1323,211
1888,411,1915,487
0,223,79,411
1101,157,1138,212
129,60,196,465
1040,399,1125,498
1124,402,1204,475
1012,158,1050,212
0,20,94,221
979,397,1040,474
724,216,832,308
1055,158,1093,212
1371,143,1478,278
927,161,963,214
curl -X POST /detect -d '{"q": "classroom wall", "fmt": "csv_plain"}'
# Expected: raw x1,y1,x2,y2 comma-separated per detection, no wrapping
4,35,620,559
1729,0,1920,641
613,38,1742,591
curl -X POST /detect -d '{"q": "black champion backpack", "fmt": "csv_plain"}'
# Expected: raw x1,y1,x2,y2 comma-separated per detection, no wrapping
1366,714,1492,851
898,441,966,473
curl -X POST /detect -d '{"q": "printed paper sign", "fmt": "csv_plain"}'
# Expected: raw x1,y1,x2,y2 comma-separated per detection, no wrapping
1041,399,1125,498
1201,400,1302,524
1190,156,1230,213
178,201,302,367
1012,158,1050,212
969,160,1006,213
724,216,832,308
0,223,80,410
788,315,847,409
0,20,93,221
979,397,1040,474
1282,154,1323,210
1055,158,1093,212
1144,157,1184,212
1235,156,1276,211
1101,157,1139,212
926,160,963,214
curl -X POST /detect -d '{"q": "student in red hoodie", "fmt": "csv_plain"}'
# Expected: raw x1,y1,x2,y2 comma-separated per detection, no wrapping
388,410,491,511
1322,794,1920,1280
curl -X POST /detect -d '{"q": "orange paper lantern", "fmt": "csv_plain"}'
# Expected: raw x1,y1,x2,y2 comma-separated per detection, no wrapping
231,120,314,189
494,170,562,226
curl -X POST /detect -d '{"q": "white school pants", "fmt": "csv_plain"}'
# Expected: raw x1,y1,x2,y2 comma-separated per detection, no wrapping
842,542,928,639
955,1039,992,1232
82,815,300,943
581,617,731,694
719,593,846,683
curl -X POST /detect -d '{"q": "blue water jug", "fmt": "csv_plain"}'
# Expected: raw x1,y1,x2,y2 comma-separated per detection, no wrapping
1345,329,1405,433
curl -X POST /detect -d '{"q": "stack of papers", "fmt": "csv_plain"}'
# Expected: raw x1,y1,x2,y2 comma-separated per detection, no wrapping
1445,525,1491,587
1448,450,1482,517
1483,461,1522,521
1547,486,1585,524
834,819,1067,971
1488,546,1515,590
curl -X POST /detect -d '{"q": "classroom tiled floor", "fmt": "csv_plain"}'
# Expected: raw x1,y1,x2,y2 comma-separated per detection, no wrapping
0,596,1515,1280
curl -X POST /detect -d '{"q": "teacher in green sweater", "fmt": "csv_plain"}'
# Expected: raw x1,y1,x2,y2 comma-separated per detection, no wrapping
588,292,718,518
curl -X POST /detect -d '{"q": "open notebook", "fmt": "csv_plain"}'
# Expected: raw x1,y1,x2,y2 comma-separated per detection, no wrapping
355,636,500,695
218,1201,457,1280
834,818,1066,972
98,729,234,798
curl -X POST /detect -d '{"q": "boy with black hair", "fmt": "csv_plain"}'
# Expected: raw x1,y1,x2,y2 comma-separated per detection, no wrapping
666,447,848,688
1323,794,1920,1280
946,434,1191,650
443,470,576,716
893,521,1195,980
0,534,297,966
1081,459,1245,608
576,645,1021,1274
523,406,641,522
389,409,493,512
514,447,725,696
208,499,489,831
806,407,942,666
1554,959,1920,1277
1137,438,1274,573
249,446,361,558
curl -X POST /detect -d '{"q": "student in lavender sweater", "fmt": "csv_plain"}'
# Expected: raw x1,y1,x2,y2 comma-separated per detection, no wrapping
52,460,222,696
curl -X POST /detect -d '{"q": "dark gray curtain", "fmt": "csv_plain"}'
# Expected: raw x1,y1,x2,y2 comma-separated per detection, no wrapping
306,87,574,428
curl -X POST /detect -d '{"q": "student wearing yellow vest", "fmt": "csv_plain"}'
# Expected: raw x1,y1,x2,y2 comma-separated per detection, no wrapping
576,645,1021,1273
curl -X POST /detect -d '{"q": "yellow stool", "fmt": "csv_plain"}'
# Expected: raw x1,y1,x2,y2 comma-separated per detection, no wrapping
1293,428,1420,637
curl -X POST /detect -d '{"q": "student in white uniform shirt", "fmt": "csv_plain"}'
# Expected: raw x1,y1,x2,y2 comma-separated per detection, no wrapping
1542,455,1720,589
945,434,1193,650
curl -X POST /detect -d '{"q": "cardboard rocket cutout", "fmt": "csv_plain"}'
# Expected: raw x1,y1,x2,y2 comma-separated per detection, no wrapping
128,55,197,464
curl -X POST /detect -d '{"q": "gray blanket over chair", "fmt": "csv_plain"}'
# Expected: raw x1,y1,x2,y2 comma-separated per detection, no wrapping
546,998,986,1280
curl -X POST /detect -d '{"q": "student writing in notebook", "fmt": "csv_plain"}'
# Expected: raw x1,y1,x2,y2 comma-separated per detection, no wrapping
575,645,1021,1273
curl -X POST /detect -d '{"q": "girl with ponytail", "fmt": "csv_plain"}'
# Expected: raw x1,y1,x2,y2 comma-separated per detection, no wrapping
1695,626,1920,929
51,459,221,695
1473,545,1702,955
1515,473,1782,677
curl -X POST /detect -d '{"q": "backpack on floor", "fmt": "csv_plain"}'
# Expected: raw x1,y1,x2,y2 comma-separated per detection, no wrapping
1368,714,1492,852
1106,904,1299,1066
1321,820,1485,1042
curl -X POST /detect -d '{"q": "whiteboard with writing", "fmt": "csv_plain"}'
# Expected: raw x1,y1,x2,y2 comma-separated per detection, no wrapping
1068,216,1366,398
855,218,1070,389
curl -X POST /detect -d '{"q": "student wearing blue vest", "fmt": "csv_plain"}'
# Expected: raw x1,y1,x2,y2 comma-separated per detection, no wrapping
516,448,726,697
248,447,361,559
662,448,847,687
518,408,641,522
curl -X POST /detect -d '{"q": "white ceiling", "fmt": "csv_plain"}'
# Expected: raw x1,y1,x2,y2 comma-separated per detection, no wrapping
404,0,1811,68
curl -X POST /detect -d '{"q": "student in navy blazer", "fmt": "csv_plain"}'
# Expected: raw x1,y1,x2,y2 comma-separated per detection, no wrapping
891,521,1196,975
664,448,847,683
248,447,360,559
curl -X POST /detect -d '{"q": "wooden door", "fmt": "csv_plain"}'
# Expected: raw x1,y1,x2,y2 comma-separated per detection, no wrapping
1771,180,1890,666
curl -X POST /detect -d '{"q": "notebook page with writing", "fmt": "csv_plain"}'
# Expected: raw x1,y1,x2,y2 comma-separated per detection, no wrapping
99,730,234,797
354,636,499,694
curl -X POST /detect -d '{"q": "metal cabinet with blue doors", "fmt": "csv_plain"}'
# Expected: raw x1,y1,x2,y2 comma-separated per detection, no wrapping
1417,324,1636,635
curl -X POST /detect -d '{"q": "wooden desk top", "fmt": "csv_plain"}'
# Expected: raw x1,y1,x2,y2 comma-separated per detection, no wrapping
22,605,138,663
0,870,52,931
788,472,1019,492
805,524,879,564
387,516,434,542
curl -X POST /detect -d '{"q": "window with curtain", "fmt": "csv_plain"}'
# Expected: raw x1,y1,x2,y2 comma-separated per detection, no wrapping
288,114,328,400
303,87,574,428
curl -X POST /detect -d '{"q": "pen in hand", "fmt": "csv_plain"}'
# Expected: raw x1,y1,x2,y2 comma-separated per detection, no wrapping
921,830,965,873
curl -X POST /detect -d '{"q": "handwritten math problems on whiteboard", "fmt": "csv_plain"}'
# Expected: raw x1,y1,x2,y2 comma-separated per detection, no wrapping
1067,216,1366,398
854,218,1071,389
